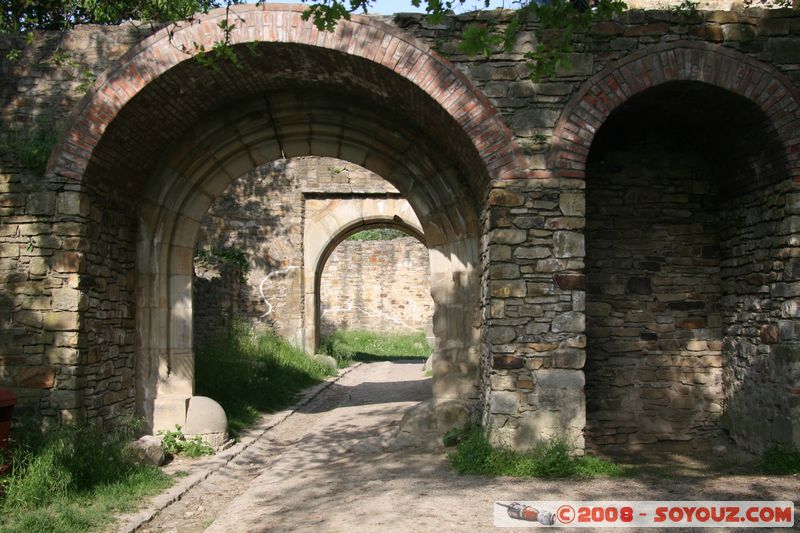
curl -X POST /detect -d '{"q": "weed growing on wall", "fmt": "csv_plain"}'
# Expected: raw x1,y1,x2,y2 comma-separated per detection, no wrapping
0,116,58,176
194,245,249,280
459,0,628,80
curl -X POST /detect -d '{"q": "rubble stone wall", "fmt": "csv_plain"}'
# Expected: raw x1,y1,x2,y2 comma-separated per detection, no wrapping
319,236,433,337
584,134,724,451
193,157,402,348
0,6,797,451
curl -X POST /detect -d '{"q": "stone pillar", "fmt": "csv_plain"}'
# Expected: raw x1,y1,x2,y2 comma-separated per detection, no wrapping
482,181,587,451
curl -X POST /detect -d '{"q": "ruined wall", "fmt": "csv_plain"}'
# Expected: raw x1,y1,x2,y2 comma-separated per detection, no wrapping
193,262,241,346
0,7,797,449
0,26,150,424
320,236,433,337
194,157,400,347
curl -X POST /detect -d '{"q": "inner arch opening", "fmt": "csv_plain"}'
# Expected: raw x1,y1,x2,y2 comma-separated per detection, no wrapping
318,224,435,359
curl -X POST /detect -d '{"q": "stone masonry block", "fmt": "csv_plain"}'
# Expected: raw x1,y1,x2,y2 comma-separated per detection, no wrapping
552,311,585,333
536,369,585,390
490,391,523,415
553,231,585,258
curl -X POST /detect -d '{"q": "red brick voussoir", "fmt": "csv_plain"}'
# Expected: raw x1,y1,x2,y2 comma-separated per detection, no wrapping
549,40,800,184
47,4,526,186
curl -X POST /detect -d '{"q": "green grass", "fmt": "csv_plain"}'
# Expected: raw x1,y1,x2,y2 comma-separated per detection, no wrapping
195,325,336,437
318,330,432,366
761,443,800,474
449,427,629,478
346,228,408,241
0,421,172,533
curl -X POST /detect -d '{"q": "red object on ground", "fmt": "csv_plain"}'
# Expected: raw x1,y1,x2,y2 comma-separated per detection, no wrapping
0,388,17,451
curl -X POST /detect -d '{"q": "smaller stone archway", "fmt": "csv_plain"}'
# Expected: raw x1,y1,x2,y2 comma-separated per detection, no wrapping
303,197,424,353
550,41,800,453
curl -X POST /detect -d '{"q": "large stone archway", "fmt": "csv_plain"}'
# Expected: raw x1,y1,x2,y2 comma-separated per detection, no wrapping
47,5,523,433
548,41,800,452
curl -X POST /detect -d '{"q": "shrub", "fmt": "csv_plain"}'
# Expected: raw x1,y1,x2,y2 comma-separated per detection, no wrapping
761,443,800,475
158,425,214,458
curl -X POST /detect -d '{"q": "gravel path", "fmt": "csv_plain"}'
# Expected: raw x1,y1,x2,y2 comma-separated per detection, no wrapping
132,361,800,532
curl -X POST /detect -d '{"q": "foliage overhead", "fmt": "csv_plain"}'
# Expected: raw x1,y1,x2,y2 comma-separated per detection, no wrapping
0,0,221,32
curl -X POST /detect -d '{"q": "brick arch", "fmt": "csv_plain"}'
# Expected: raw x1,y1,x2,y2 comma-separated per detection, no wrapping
48,3,525,188
49,6,510,433
549,41,800,181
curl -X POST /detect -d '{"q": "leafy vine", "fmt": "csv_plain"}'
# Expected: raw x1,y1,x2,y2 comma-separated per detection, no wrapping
459,0,628,80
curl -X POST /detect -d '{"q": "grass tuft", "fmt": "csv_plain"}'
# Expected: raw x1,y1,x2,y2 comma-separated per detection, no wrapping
0,420,172,533
761,443,800,475
449,427,628,478
195,323,336,437
318,330,432,366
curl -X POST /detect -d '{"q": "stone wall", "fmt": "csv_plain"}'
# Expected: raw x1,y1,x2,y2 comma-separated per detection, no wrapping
194,157,401,347
720,179,799,451
584,126,724,452
320,236,434,337
0,6,797,450
0,25,153,425
193,262,241,346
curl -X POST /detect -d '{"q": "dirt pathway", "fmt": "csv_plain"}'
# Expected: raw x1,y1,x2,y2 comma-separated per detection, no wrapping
135,361,800,532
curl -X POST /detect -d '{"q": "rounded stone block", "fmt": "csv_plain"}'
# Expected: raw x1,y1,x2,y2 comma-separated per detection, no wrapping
184,395,228,449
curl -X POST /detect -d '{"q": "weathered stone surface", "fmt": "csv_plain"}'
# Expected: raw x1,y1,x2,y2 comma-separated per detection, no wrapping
490,391,522,414
488,189,525,207
559,192,585,217
511,108,561,136
490,263,520,279
490,326,516,344
536,366,584,392
553,231,585,258
515,247,551,259
491,229,527,244
128,435,166,466
27,192,56,215
184,396,228,449
625,277,652,295
491,280,526,298
553,349,586,369
554,273,585,290
552,312,585,333
493,355,525,369
52,288,87,311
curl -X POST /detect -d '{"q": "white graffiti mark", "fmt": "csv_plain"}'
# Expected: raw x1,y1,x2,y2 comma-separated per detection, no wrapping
321,299,423,332
259,266,299,318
